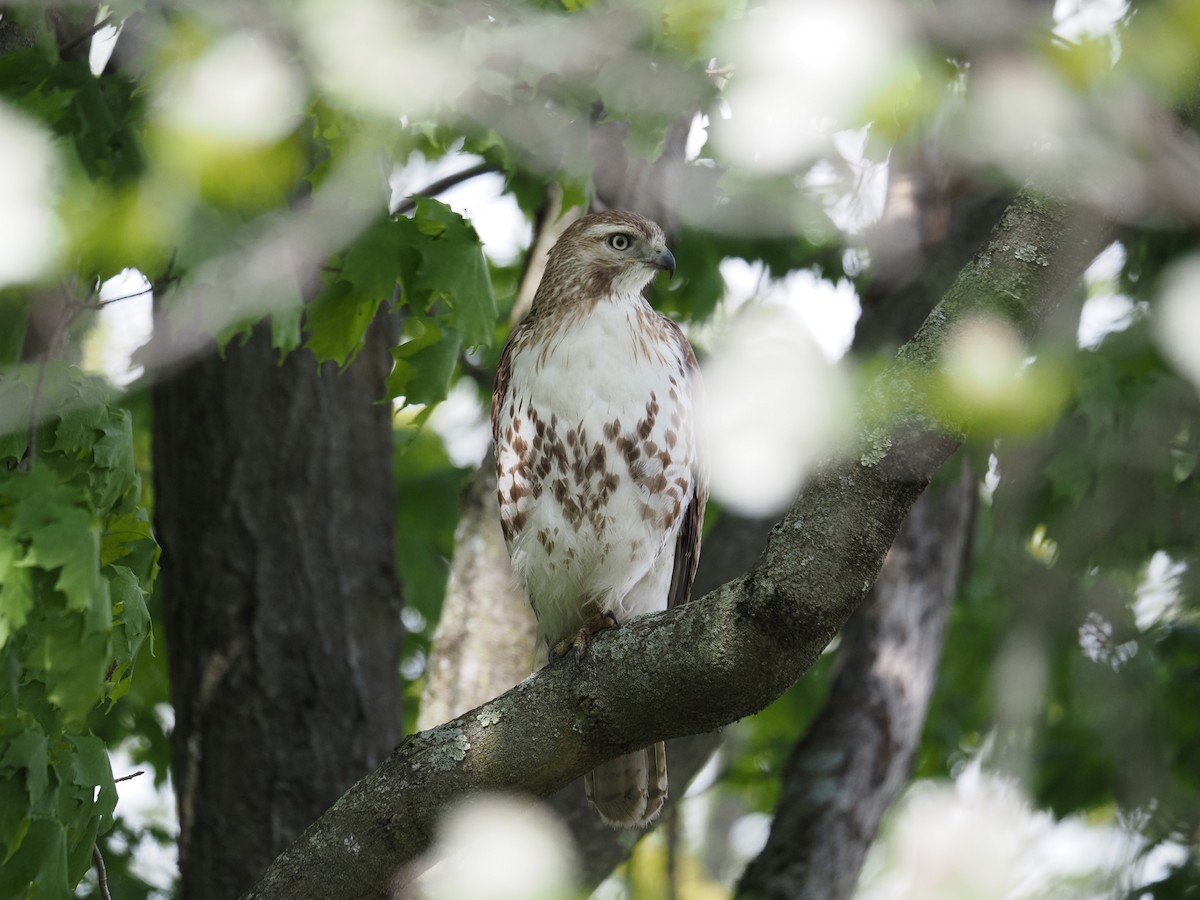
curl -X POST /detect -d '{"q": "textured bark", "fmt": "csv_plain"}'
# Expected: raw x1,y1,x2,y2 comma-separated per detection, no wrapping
735,469,976,900
731,157,1015,899
153,315,403,900
416,460,534,732
857,158,1012,354
241,188,1108,900
551,508,774,890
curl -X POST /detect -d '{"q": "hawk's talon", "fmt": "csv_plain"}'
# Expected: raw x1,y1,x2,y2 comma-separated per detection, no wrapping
550,611,620,663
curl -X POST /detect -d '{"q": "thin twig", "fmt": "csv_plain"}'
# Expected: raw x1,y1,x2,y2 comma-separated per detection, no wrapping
87,284,155,310
59,14,114,58
391,161,498,216
21,352,51,471
153,250,180,295
92,845,112,900
115,770,145,784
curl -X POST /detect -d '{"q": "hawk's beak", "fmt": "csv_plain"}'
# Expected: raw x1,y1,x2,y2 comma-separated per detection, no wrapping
650,248,676,279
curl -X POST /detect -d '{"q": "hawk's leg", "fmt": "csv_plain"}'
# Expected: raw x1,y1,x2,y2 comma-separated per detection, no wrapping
551,601,620,663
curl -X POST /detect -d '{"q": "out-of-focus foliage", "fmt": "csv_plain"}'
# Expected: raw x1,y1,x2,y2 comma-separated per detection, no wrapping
917,251,1200,892
2,0,1200,895
0,364,158,900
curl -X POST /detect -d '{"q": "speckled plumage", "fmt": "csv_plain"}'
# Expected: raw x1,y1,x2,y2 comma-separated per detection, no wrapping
492,210,706,828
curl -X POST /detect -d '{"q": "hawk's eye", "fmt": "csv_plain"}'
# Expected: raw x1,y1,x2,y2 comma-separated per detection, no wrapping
608,233,632,252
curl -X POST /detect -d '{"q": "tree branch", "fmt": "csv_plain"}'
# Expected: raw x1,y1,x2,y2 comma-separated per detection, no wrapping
732,149,1017,899
391,162,497,217
242,189,1109,900
736,467,977,899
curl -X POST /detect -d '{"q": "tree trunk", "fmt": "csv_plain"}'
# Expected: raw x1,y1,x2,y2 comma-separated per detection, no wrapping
416,458,534,732
152,314,403,899
734,149,1015,897
735,469,976,899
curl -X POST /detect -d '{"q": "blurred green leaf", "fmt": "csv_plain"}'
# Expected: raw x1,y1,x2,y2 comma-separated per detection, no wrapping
399,199,498,347
304,279,383,367
387,320,463,407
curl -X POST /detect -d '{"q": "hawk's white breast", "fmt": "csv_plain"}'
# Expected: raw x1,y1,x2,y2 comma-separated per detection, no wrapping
496,293,699,657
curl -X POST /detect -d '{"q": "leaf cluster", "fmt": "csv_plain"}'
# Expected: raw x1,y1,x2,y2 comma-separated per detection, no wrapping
921,245,1200,885
0,364,158,900
307,199,497,408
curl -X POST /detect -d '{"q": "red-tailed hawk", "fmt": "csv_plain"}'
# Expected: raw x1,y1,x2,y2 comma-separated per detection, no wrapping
492,210,707,828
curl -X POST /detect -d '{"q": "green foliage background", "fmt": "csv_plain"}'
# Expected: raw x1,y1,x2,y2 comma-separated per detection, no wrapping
1,0,1199,897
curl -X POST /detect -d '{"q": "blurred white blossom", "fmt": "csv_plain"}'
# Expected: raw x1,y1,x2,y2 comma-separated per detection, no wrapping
1154,254,1200,392
1054,0,1129,43
715,258,861,361
300,0,470,120
88,6,122,76
1133,550,1187,631
858,759,1136,899
413,794,577,900
714,0,909,171
0,104,62,287
428,380,492,468
1078,610,1137,670
84,269,154,387
954,57,1149,213
702,300,854,516
942,315,1026,403
158,31,305,143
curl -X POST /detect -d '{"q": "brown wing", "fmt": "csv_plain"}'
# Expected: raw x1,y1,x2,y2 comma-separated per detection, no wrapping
666,320,707,610
491,327,518,448
667,476,706,610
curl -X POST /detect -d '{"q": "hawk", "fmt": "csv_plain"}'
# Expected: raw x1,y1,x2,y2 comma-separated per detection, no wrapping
492,210,707,828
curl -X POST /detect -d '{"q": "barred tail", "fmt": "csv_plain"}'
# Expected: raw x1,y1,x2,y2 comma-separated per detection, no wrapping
584,741,667,828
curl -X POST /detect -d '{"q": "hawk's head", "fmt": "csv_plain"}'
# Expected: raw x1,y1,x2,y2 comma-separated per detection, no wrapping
535,210,675,310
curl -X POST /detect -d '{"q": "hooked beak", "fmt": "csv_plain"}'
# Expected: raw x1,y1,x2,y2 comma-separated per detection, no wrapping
650,247,676,278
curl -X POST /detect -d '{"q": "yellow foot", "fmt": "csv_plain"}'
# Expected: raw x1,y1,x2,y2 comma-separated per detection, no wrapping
550,611,619,663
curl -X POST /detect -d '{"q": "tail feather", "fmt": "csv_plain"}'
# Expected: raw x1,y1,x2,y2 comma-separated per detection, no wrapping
584,742,667,828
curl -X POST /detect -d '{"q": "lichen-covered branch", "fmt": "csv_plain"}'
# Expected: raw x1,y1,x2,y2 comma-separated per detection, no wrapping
736,468,977,900
241,189,1108,900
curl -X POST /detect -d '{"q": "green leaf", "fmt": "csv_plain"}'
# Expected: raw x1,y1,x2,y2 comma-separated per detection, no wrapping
271,306,304,358
402,200,497,346
51,404,107,458
108,564,150,665
343,217,406,304
91,410,134,473
392,426,469,622
67,733,116,827
24,509,101,613
387,320,463,406
0,818,69,900
91,411,138,512
2,730,49,806
0,52,75,128
0,291,30,367
38,625,110,725
99,494,159,594
0,382,32,464
0,776,29,865
0,533,34,648
304,279,383,367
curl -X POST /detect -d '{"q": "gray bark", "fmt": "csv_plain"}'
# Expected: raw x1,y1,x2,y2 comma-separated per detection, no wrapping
241,189,1108,900
153,314,404,899
735,469,976,899
734,153,1012,898
416,460,534,732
